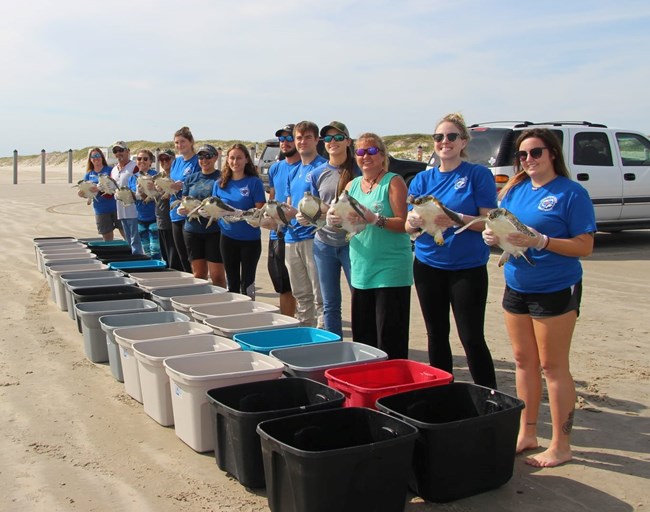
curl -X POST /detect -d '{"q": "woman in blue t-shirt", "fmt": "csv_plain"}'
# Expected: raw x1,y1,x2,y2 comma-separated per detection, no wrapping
80,147,121,241
213,144,266,298
129,149,160,260
484,128,596,468
406,113,497,389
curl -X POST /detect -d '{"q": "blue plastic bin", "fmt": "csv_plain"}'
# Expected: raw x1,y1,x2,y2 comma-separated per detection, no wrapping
108,260,167,272
233,327,340,355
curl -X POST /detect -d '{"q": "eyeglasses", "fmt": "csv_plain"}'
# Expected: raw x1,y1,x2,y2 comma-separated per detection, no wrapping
90,153,102,159
136,157,149,161
158,156,171,163
198,154,214,160
277,135,294,142
322,134,347,143
112,148,125,154
355,147,381,156
515,147,548,161
432,133,462,143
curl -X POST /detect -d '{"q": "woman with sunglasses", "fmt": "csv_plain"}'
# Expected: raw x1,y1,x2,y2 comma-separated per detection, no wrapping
155,149,175,267
178,144,226,287
212,144,266,298
168,126,200,272
129,149,161,260
80,147,121,241
330,132,412,359
484,128,595,467
405,113,497,389
305,121,359,338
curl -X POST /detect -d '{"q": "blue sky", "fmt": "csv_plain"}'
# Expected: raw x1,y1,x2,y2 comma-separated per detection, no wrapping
1,0,649,157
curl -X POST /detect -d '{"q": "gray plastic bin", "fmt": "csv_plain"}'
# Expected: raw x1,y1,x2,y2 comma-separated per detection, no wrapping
54,270,122,311
64,276,137,321
151,284,224,311
44,260,106,301
270,342,388,384
74,299,158,363
99,310,190,382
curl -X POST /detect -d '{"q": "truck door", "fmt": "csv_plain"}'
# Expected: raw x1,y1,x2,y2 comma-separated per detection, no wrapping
570,130,622,220
614,132,650,221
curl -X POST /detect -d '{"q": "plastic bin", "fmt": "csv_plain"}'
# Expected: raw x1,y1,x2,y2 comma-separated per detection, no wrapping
133,334,240,426
234,327,340,355
205,313,300,339
171,291,247,315
128,270,193,283
37,247,91,273
114,321,213,403
206,378,345,488
256,407,418,512
136,277,209,292
325,359,453,409
108,259,166,272
270,341,388,383
86,240,130,248
33,236,77,245
64,277,137,320
164,351,285,453
88,242,133,258
74,299,158,363
42,255,98,278
189,300,278,323
376,383,525,502
54,270,122,311
71,285,149,332
45,262,107,302
151,284,224,311
99,310,190,382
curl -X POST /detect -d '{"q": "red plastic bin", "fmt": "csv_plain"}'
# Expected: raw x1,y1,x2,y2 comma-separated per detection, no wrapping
324,359,453,409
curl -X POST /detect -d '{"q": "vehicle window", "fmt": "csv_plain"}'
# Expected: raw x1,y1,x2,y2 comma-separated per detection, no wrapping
615,132,650,166
573,132,613,166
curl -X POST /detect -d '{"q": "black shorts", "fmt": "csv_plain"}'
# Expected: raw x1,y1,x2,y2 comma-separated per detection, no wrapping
267,238,292,294
182,230,222,263
502,281,582,318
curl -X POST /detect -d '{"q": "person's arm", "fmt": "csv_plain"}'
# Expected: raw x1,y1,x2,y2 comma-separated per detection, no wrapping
362,176,408,232
507,230,594,257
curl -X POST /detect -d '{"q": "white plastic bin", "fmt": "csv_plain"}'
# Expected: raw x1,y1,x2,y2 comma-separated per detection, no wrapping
170,291,245,314
151,284,224,311
204,313,300,338
64,276,137,321
53,269,121,311
99,310,189,382
44,260,106,300
191,301,279,322
114,321,213,402
188,296,263,321
270,342,389,383
137,277,209,293
128,270,194,283
164,351,284,452
74,299,159,363
37,246,90,273
133,334,240,426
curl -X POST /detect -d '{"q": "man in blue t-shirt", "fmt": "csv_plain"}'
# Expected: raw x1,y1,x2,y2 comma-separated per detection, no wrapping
266,124,300,316
285,121,327,327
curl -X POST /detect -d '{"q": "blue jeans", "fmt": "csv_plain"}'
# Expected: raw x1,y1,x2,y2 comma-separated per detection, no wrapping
121,218,144,255
313,238,351,338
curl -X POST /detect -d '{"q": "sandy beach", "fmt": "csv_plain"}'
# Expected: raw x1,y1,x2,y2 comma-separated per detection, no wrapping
1,165,648,511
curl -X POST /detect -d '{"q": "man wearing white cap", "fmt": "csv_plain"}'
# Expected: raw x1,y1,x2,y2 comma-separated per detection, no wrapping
110,141,143,255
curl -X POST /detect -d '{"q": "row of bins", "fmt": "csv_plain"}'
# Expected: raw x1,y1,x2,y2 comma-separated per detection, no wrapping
34,236,525,508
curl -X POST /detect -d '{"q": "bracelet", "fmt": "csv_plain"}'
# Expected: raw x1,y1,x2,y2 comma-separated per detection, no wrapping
544,236,550,249
535,234,548,251
375,215,387,229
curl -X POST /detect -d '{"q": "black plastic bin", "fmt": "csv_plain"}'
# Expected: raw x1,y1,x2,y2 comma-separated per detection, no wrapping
256,407,418,512
97,253,151,264
207,377,345,488
376,382,525,503
71,285,150,333
89,245,133,258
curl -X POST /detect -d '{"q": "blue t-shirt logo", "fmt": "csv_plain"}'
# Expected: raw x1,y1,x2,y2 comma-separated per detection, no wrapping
538,195,558,211
305,172,312,183
183,166,193,176
240,186,250,197
454,177,468,190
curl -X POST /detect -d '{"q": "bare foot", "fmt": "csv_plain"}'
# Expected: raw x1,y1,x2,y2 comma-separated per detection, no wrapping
516,435,539,454
525,448,572,467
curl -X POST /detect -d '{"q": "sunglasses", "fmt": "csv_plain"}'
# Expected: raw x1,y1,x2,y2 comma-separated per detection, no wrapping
277,135,294,142
355,147,381,156
515,147,548,161
136,157,149,161
198,154,214,160
112,148,125,154
90,153,102,159
158,156,171,162
322,134,347,143
432,133,462,143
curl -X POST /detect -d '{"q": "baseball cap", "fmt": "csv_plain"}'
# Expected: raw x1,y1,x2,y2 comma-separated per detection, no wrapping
111,141,129,150
275,124,295,137
320,121,350,138
159,149,175,159
197,144,218,158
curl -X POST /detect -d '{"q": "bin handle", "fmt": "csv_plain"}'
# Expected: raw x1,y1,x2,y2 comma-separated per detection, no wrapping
314,393,330,402
380,426,400,438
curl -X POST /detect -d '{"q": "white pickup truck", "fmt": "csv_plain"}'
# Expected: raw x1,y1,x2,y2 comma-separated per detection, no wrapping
427,121,650,232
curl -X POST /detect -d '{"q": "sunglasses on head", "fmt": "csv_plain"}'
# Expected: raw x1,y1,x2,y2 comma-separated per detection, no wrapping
90,153,102,159
136,156,149,161
515,147,548,161
322,134,347,143
355,147,381,156
277,135,294,142
112,147,125,154
432,133,461,143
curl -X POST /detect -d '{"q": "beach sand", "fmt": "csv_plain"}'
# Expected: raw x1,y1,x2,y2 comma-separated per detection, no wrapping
1,165,648,511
